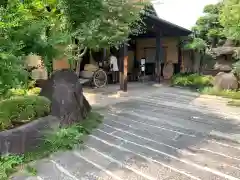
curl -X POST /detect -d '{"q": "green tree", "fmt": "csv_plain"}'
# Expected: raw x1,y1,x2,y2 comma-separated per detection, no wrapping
192,2,225,47
62,0,146,49
61,0,147,74
220,0,240,40
0,0,147,89
184,37,207,52
0,0,70,94
183,37,207,73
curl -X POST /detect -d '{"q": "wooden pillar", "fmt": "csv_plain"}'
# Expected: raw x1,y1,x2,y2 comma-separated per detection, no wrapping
155,33,163,83
103,48,107,60
119,43,128,92
181,52,184,73
102,48,107,67
177,39,182,74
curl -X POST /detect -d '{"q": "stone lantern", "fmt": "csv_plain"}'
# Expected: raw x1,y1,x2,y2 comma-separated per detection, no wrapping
212,40,239,90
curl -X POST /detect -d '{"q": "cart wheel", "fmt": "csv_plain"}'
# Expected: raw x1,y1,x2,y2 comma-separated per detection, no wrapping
93,69,107,88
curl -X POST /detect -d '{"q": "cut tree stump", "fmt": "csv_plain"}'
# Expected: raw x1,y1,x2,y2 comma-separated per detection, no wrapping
39,69,91,127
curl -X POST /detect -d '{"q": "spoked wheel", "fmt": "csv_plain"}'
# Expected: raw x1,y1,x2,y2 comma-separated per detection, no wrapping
93,69,107,88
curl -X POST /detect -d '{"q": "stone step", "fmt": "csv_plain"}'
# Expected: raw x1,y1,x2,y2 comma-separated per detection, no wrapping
84,136,195,180
104,109,240,144
91,129,238,180
138,95,240,121
33,159,73,180
99,124,240,178
112,98,236,126
111,111,202,136
101,117,198,149
192,141,240,164
131,96,227,117
51,151,115,180
101,120,240,168
124,103,237,129
103,113,194,139
11,175,40,180
72,146,149,180
147,94,199,104
118,109,236,137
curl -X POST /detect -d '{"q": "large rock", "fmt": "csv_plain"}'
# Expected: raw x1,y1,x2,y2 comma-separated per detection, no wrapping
213,72,238,90
39,69,91,126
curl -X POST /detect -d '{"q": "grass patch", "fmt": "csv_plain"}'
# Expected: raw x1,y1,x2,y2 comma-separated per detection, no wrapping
172,73,240,102
228,100,240,107
201,87,240,100
25,165,37,176
0,111,103,180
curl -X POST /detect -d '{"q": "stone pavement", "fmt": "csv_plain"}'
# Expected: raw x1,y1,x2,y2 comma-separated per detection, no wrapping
13,83,240,180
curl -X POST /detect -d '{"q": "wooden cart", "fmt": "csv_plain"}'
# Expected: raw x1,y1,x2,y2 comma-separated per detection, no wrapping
79,68,108,88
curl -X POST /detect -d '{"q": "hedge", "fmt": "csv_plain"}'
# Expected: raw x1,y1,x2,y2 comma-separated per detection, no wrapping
0,96,51,131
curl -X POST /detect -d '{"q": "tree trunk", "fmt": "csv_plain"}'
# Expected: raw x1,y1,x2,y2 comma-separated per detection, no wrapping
75,58,82,77
199,51,204,74
75,47,87,77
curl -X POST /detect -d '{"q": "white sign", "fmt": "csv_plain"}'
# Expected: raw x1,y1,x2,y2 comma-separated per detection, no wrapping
141,58,146,65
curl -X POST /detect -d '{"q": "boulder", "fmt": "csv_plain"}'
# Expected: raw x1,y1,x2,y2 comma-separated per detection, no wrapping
39,69,91,126
213,72,238,90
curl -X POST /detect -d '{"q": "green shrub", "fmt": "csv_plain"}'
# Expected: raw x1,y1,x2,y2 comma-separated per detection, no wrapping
201,87,240,99
0,112,102,179
4,87,41,98
0,96,50,130
5,88,27,98
171,73,213,89
27,80,37,89
171,75,192,86
27,87,41,96
0,155,24,180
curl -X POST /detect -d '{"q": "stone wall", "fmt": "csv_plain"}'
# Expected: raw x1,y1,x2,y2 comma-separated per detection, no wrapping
0,116,60,155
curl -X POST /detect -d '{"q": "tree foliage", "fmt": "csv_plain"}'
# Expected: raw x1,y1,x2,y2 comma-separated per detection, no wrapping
62,0,146,49
184,37,207,52
0,0,70,94
220,0,240,40
233,60,240,76
192,2,225,48
219,0,240,79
